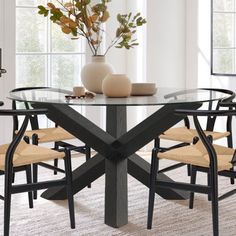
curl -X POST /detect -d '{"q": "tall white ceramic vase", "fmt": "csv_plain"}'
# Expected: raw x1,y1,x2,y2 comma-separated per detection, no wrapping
81,56,114,94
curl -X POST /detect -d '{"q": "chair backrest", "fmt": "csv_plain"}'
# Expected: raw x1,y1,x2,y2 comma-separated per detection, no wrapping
164,88,235,132
11,87,49,136
202,88,235,131
0,109,48,169
10,87,72,137
175,109,236,171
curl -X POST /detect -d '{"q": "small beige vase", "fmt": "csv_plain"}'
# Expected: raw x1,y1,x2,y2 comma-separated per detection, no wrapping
102,74,132,97
81,56,114,94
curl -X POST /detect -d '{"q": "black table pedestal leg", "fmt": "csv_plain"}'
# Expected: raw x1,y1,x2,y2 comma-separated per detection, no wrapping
105,106,128,227
105,158,128,227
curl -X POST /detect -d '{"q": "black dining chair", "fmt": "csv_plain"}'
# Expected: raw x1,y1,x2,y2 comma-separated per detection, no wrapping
11,87,91,199
189,101,236,209
147,108,236,236
0,108,75,236
154,88,235,182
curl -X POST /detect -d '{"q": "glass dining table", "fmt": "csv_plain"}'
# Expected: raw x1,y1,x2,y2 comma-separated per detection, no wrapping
8,87,234,228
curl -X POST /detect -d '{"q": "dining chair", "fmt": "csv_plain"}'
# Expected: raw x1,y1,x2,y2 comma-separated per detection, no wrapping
147,108,236,236
189,101,236,209
0,108,75,236
11,87,91,199
155,88,235,178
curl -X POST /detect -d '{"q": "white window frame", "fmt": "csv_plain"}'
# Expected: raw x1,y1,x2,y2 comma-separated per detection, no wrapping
15,3,87,89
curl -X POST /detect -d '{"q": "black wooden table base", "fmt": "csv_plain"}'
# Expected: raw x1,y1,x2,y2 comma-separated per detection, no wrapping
34,102,201,228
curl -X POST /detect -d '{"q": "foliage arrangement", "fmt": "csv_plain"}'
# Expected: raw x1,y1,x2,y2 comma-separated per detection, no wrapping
38,0,146,56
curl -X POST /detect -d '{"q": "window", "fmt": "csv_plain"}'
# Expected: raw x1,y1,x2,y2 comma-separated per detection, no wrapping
16,0,86,89
211,0,236,76
16,0,87,128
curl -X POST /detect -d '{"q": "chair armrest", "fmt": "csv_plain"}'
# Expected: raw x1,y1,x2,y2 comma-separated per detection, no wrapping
219,102,236,108
164,88,235,101
175,109,236,117
0,109,48,116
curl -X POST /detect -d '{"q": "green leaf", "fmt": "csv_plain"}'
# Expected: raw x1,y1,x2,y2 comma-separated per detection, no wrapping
38,5,45,11
117,14,126,25
116,28,122,37
75,2,82,10
71,28,78,37
128,22,134,27
117,14,122,23
92,3,106,13
50,9,63,23
38,5,49,17
132,12,141,22
136,17,146,26
128,12,132,20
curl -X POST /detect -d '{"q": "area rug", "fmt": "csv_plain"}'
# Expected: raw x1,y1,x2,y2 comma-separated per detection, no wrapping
0,153,235,236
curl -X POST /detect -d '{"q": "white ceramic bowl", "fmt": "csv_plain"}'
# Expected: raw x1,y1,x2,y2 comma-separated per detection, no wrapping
131,83,157,96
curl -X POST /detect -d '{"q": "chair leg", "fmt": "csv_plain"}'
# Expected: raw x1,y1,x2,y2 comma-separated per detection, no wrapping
187,164,192,176
147,148,159,230
11,172,15,183
4,167,13,236
33,164,38,200
210,168,219,236
154,137,160,149
54,159,58,175
227,135,234,184
54,142,59,175
32,134,39,200
85,146,91,188
230,167,234,184
208,172,212,201
64,149,75,229
189,166,197,209
25,165,33,208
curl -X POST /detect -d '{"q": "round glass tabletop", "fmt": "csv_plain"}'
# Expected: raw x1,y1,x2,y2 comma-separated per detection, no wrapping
8,87,234,106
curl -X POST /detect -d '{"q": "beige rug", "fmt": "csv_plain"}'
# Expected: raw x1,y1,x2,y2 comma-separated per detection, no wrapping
0,153,235,236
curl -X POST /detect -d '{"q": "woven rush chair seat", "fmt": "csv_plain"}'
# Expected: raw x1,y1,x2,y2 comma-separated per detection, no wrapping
160,127,230,143
0,141,65,170
23,126,74,143
158,142,234,172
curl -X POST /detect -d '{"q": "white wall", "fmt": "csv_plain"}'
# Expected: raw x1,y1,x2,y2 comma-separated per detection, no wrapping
186,0,198,88
147,0,186,88
0,0,16,143
186,0,236,146
143,0,187,150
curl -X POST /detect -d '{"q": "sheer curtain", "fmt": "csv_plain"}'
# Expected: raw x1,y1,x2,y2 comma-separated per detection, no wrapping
126,0,147,83
125,0,148,133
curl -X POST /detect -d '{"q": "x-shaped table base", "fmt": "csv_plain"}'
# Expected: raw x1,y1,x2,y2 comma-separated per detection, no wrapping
33,102,201,228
